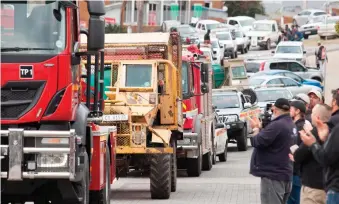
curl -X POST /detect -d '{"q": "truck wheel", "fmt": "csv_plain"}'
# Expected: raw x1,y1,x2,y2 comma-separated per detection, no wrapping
244,47,248,53
66,148,89,204
90,144,111,204
150,154,171,199
241,47,245,54
218,141,228,162
186,144,202,177
235,51,238,58
304,35,309,39
171,139,177,192
237,126,248,151
266,39,271,50
231,52,235,59
202,151,212,171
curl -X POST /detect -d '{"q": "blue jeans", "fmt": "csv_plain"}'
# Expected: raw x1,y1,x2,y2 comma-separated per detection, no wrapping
327,190,339,204
287,175,301,204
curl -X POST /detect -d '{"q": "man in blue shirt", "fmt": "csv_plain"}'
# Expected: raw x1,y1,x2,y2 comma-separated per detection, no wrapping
250,98,295,204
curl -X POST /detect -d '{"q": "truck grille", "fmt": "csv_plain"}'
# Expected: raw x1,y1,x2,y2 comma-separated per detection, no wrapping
1,81,45,119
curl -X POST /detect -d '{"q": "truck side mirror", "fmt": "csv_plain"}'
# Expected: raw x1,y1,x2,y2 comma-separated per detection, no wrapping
87,0,105,16
201,63,209,84
87,1,105,51
216,123,225,129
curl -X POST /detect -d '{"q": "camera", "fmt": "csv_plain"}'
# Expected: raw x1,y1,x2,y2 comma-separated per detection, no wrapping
261,103,273,128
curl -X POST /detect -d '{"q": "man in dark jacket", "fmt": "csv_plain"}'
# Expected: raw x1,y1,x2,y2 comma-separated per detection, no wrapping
249,98,295,204
328,88,339,130
287,100,307,204
292,104,332,204
204,29,211,44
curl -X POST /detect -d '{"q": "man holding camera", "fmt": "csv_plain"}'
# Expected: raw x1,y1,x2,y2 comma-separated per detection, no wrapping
249,98,296,204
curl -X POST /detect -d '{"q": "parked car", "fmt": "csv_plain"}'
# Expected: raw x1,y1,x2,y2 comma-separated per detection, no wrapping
251,70,323,89
175,24,199,44
299,18,324,39
226,16,255,33
257,59,323,82
200,45,218,64
234,29,250,54
195,20,226,38
212,28,238,59
293,9,328,27
244,58,267,77
249,75,322,96
247,20,280,50
254,87,293,112
318,16,339,39
211,38,224,64
272,41,307,65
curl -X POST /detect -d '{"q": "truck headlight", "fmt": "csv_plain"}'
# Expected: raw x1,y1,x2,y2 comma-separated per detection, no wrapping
37,153,68,168
258,37,264,40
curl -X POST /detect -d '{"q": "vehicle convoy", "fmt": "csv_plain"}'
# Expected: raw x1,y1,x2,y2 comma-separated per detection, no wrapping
247,20,280,50
226,16,256,33
211,59,260,151
177,44,228,177
81,32,183,199
1,1,116,204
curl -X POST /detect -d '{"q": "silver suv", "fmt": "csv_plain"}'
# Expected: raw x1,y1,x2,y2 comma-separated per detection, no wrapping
252,59,323,82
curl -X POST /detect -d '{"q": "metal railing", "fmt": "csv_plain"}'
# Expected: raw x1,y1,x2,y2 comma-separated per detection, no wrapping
0,129,76,181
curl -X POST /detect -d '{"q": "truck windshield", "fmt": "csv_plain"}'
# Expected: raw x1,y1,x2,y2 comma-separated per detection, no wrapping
1,1,66,54
216,33,231,40
256,89,293,102
125,64,152,87
239,19,255,26
253,23,271,31
182,62,189,94
212,94,240,109
276,46,302,54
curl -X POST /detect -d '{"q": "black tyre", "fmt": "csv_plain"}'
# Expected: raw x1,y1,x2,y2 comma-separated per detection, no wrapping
304,35,309,39
150,154,171,199
244,47,248,53
218,141,228,162
65,148,89,204
231,51,235,59
186,145,202,177
171,139,177,192
235,51,238,58
90,144,111,204
241,47,245,54
237,126,248,151
266,39,271,50
202,151,212,171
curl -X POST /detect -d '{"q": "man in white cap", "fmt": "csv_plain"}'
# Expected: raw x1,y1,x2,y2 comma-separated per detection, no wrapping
294,93,312,123
308,90,323,110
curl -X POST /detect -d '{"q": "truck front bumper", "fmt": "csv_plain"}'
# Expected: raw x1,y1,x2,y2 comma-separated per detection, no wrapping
177,132,199,158
0,129,77,181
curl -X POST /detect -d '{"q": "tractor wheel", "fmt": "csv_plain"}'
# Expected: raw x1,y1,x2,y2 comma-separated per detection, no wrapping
202,151,213,171
171,139,177,192
150,154,171,199
186,144,202,177
218,141,228,162
90,144,111,204
237,126,248,151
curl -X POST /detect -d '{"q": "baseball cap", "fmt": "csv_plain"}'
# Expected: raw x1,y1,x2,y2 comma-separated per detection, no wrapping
293,93,310,104
274,98,291,111
290,100,306,113
308,90,322,99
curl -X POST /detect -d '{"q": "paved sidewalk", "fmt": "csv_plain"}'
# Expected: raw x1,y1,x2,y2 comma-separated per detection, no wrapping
110,145,260,204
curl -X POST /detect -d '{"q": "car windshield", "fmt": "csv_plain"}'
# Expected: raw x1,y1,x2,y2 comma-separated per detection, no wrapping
256,89,293,102
245,62,261,73
232,66,247,79
211,41,218,48
1,1,66,54
206,23,222,30
235,31,242,38
182,62,189,94
216,33,231,40
276,46,302,53
125,64,152,87
324,18,339,24
249,78,265,85
239,19,255,26
253,23,272,31
177,26,195,34
212,94,241,109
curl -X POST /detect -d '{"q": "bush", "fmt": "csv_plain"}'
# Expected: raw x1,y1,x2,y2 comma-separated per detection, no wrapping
105,24,127,33
335,21,339,35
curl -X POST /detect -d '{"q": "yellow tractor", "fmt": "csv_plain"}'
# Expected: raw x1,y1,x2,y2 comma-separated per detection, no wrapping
80,32,183,199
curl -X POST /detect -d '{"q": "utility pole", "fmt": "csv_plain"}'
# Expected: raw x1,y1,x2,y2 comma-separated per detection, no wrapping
137,0,145,33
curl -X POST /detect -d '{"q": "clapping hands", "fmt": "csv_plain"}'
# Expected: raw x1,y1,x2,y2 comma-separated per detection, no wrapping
249,117,262,129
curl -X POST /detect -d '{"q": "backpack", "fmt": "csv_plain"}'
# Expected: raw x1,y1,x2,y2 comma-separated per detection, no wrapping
321,47,326,60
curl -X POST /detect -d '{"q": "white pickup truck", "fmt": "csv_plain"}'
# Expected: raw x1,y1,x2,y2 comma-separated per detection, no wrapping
246,20,280,50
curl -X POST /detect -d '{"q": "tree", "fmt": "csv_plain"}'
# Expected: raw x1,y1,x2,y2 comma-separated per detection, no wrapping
224,1,265,18
105,24,127,33
336,21,339,35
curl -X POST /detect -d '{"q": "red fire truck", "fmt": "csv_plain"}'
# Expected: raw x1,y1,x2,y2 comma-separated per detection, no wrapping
1,1,115,203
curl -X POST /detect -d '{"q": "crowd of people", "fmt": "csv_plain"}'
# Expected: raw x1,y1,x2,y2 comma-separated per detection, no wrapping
278,25,304,43
249,88,339,204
